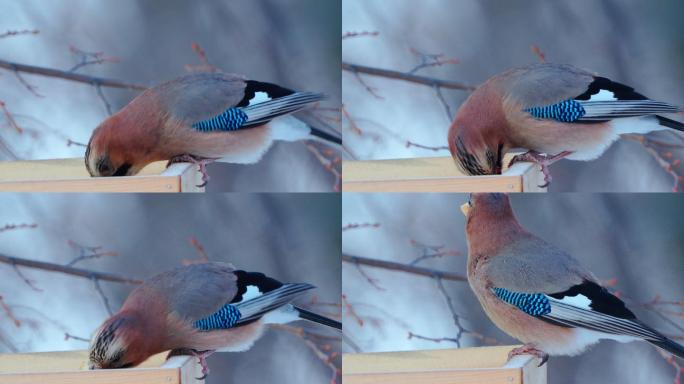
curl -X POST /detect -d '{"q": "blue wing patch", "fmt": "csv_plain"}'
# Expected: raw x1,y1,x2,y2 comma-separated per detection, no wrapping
524,99,586,122
193,304,242,330
492,287,551,316
192,108,249,132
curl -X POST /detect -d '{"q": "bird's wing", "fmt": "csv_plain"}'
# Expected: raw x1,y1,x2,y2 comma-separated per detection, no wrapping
503,63,681,122
192,270,314,330
154,73,248,123
490,280,666,341
482,234,589,294
146,262,239,321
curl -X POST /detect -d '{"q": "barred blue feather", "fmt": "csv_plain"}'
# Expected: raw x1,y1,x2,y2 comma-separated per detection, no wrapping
193,304,242,330
492,287,551,316
192,108,249,132
524,99,586,122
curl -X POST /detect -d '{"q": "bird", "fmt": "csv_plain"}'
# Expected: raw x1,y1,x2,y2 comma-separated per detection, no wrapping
88,262,341,378
448,63,684,187
85,73,341,186
461,193,684,365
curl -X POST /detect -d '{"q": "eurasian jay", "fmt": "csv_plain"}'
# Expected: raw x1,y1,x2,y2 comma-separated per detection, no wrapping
448,64,684,186
462,193,684,365
88,262,341,378
85,73,341,185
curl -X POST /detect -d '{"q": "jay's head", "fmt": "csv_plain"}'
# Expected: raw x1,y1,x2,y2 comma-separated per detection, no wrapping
462,193,517,234
448,126,504,176
89,313,151,369
86,115,154,177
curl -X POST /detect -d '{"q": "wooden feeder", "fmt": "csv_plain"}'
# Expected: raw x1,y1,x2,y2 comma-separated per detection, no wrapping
0,158,203,192
342,346,547,384
342,155,546,192
0,350,204,384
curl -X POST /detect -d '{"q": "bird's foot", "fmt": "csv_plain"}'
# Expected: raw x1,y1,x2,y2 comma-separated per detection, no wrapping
191,349,215,380
507,344,549,367
167,154,217,188
508,150,572,188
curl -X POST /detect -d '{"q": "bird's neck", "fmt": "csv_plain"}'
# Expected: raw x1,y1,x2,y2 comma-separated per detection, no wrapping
466,215,527,263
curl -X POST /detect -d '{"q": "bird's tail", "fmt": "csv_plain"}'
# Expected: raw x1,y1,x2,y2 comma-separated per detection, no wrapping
656,115,684,132
649,338,684,359
294,306,342,330
241,92,325,128
234,283,314,324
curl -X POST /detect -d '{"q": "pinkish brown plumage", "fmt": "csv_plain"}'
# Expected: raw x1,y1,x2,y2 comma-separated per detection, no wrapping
463,193,684,364
448,64,684,186
85,73,340,184
88,262,341,378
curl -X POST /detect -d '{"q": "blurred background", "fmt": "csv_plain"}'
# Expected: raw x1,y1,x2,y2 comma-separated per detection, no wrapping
342,0,684,192
0,0,341,192
343,193,684,383
0,193,341,383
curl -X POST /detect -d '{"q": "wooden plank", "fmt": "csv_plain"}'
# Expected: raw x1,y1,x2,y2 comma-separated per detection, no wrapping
0,350,202,384
342,155,546,193
0,158,202,192
342,346,546,384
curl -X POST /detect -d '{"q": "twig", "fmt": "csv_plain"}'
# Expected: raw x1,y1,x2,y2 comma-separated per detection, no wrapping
0,223,37,233
342,294,364,327
342,222,381,231
435,277,469,347
11,264,42,292
0,253,142,284
405,140,449,152
342,62,475,91
530,44,546,63
0,101,22,133
623,134,682,192
0,29,39,39
64,333,90,342
182,237,211,265
66,139,87,147
342,254,467,282
306,144,342,192
0,59,147,90
66,240,118,267
68,45,119,73
407,332,459,344
95,84,113,115
184,42,220,73
12,70,43,97
409,239,461,266
408,48,460,75
342,31,379,40
352,261,385,291
0,295,20,327
92,277,113,315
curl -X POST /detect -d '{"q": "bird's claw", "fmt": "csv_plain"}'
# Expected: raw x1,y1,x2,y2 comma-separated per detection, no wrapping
508,150,571,188
167,154,215,188
507,344,549,367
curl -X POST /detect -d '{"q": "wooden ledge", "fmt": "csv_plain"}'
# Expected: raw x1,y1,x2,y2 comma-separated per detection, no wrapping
0,158,204,192
342,155,546,192
343,346,546,384
0,350,203,383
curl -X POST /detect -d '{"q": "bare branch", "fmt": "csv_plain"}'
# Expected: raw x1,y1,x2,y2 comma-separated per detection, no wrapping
0,59,147,90
0,295,20,327
66,240,118,267
0,253,142,284
342,62,475,91
342,254,467,282
342,31,379,40
0,223,37,233
64,333,89,343
342,222,381,231
0,29,39,39
92,277,113,315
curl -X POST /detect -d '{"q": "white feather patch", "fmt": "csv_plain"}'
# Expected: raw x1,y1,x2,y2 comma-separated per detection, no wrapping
249,91,272,105
611,116,666,135
556,294,592,310
238,285,263,303
260,304,299,325
268,115,312,142
541,328,638,356
589,89,617,101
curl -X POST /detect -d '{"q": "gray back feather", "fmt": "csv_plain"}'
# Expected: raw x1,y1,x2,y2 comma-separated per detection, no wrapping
498,63,595,108
483,234,591,294
154,73,247,123
144,262,238,321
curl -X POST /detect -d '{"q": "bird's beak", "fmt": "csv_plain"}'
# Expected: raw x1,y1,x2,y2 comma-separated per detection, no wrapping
460,202,471,217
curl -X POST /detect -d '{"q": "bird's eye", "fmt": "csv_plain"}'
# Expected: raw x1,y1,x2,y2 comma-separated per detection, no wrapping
112,163,132,177
97,158,112,175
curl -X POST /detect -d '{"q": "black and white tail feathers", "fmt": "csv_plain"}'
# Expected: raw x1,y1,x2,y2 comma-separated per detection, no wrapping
237,81,341,145
231,271,341,330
